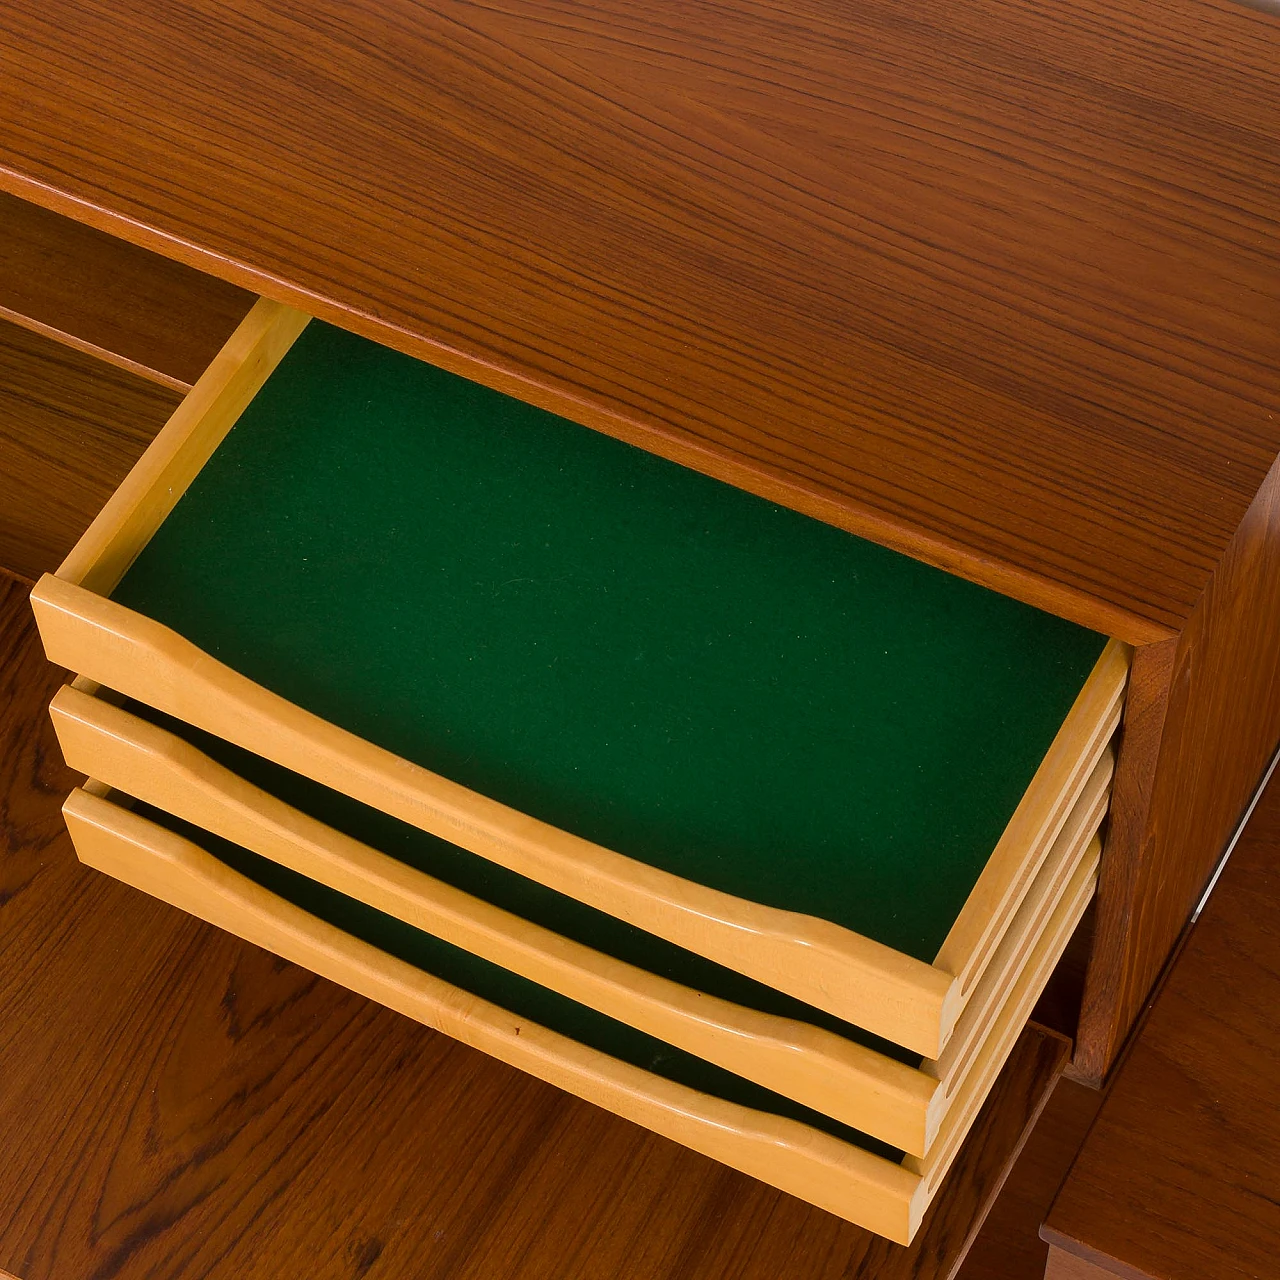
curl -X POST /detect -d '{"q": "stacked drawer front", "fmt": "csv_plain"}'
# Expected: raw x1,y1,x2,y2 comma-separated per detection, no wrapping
34,299,1128,1245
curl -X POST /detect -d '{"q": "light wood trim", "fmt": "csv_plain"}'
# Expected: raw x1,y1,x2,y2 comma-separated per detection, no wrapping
911,840,1101,1197
930,750,1113,1092
32,574,955,1055
62,787,927,1244
936,640,1128,1000
49,683,939,1154
55,297,310,593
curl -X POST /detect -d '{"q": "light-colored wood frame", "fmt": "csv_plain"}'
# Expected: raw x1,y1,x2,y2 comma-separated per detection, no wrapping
60,786,1099,1245
30,297,1129,1057
48,681,1112,1157
908,841,1099,1197
56,297,311,593
926,753,1111,1091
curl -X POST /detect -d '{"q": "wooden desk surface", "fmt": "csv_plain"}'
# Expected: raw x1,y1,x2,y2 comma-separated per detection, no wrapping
1044,763,1280,1278
1,1,1277,641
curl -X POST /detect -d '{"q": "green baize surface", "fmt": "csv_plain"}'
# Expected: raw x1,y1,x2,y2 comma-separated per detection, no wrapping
113,321,1107,962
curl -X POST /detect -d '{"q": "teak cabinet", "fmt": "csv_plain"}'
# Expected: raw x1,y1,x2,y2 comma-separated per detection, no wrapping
1,0,1277,1256
3,0,1276,1087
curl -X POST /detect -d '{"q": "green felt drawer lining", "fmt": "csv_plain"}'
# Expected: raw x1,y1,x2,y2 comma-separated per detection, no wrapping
109,321,1107,961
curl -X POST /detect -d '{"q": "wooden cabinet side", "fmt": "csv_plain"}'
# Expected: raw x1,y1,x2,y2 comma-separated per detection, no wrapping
1076,454,1280,1082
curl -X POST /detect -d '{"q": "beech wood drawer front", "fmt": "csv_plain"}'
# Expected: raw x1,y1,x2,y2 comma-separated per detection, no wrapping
31,299,1129,1058
50,681,1109,1160
62,785,1097,1246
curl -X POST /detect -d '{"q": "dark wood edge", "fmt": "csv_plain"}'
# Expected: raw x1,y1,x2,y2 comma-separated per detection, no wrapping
0,165,1177,647
1038,1226,1159,1280
1073,639,1176,1084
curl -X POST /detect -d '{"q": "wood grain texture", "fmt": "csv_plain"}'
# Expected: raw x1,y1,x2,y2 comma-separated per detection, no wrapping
0,0,1277,640
1077,456,1280,1080
1046,756,1280,1280
955,1080,1103,1280
0,574,1069,1278
0,190,252,391
66,788,930,1244
0,320,181,583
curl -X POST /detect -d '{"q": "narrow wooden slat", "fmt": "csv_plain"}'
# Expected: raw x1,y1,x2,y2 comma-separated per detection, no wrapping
53,298,309,593
0,189,252,391
0,320,181,582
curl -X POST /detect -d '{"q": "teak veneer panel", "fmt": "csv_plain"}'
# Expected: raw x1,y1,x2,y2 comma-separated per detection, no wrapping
0,190,253,391
1046,754,1280,1279
0,575,1067,1278
0,0,1277,640
0,319,181,582
1078,456,1280,1079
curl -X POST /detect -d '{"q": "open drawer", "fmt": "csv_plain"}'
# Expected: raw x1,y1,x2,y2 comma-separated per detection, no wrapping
50,680,1109,1158
63,783,1097,1245
31,298,1128,1058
